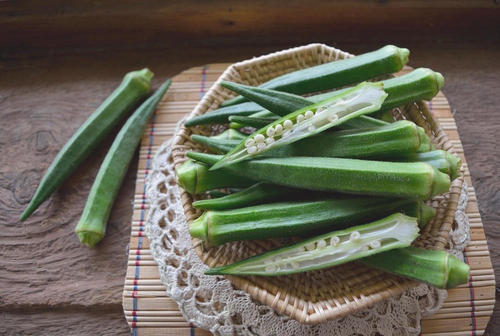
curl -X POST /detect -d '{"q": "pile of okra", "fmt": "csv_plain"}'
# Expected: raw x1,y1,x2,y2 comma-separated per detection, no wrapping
177,45,469,289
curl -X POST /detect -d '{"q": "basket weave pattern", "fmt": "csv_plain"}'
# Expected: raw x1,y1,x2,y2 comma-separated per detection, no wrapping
169,44,464,324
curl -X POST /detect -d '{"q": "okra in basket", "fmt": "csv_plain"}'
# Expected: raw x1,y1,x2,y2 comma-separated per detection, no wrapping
178,45,469,289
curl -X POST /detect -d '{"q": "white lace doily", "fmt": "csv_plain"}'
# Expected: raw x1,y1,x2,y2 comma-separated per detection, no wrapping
145,120,470,336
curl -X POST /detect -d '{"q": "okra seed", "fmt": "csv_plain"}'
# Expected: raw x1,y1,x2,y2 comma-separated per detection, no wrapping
266,127,275,137
247,146,257,154
297,114,305,123
265,137,275,145
254,134,265,143
275,124,283,134
350,231,361,241
331,236,340,246
244,139,255,147
257,143,266,151
369,240,381,249
317,240,327,248
328,114,339,123
283,120,293,129
305,110,314,119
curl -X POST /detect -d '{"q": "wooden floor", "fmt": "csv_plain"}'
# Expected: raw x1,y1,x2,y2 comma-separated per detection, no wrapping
1,41,499,335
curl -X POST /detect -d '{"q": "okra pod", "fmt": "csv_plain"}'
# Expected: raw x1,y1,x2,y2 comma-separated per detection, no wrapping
192,182,296,210
175,159,255,194
187,152,451,200
212,82,388,169
361,247,470,289
76,79,171,247
191,197,428,246
221,45,409,106
20,69,153,221
337,115,389,130
205,213,419,275
194,121,424,160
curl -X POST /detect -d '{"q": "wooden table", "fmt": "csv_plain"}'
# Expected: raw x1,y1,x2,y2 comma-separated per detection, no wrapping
1,2,499,335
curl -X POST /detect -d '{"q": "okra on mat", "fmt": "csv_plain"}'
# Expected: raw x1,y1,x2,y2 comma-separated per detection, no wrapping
187,152,450,200
205,213,419,275
221,45,409,106
211,82,388,170
190,197,433,246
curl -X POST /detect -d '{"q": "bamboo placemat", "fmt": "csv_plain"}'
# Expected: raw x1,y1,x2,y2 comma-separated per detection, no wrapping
122,64,495,336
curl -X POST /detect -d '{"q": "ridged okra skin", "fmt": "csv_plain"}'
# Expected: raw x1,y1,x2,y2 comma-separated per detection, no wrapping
175,159,255,194
361,247,470,289
184,101,264,127
205,213,419,275
211,129,247,141
190,197,429,246
187,152,450,200
229,115,279,129
221,45,409,106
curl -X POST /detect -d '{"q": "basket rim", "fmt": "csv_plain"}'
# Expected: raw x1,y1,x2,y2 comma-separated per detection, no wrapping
168,43,464,324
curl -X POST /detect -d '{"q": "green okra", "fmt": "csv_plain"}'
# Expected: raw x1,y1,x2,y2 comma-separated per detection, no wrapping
229,110,277,129
205,213,419,275
221,45,409,106
175,159,255,194
20,69,153,221
212,82,388,170
396,150,462,181
187,152,451,200
193,121,426,160
361,247,470,289
76,79,171,247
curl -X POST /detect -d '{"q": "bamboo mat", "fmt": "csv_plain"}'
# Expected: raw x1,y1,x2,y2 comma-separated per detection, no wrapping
122,64,495,336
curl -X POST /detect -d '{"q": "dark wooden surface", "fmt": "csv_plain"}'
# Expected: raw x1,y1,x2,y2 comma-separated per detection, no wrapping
1,2,499,335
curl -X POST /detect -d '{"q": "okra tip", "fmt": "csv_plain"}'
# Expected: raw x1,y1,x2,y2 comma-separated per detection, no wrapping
430,168,451,199
446,152,462,181
434,71,444,91
385,45,410,67
126,68,154,87
446,254,470,288
189,213,208,242
76,230,104,248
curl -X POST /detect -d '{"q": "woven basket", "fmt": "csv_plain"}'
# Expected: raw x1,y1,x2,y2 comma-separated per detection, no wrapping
169,44,464,324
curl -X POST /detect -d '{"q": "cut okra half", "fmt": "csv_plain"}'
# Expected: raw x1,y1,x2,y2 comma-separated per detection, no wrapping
205,213,419,276
210,82,388,170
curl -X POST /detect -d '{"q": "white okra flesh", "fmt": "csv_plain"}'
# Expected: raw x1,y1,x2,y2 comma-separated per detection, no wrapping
212,82,387,170
208,213,419,275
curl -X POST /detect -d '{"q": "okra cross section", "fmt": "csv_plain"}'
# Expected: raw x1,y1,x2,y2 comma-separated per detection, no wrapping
205,213,419,276
210,82,388,170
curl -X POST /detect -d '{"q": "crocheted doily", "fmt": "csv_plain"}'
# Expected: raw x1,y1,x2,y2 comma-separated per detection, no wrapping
145,120,470,336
